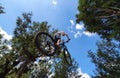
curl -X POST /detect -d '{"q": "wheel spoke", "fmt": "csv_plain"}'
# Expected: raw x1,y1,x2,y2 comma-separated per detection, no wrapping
35,32,56,56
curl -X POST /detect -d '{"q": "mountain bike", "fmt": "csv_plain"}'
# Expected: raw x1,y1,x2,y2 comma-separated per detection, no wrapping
35,32,72,65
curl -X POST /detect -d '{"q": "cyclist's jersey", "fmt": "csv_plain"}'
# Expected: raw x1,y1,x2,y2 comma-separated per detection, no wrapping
54,32,61,43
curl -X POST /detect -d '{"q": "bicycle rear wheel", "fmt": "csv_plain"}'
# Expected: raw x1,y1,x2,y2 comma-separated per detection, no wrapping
63,48,72,65
35,32,56,56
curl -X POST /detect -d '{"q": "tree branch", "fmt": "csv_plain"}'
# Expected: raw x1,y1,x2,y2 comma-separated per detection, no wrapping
109,7,120,11
97,13,120,18
15,59,30,78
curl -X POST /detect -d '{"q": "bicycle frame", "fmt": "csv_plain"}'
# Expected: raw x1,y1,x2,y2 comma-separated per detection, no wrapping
59,41,68,52
59,40,72,65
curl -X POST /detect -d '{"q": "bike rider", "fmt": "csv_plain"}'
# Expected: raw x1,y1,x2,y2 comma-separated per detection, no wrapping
54,31,70,48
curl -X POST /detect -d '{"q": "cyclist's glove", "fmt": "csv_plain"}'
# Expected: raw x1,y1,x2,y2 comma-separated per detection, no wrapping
67,38,71,42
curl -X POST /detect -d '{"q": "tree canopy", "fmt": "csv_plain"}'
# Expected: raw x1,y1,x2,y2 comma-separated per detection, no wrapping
76,0,120,41
0,33,15,78
76,0,120,77
88,40,120,78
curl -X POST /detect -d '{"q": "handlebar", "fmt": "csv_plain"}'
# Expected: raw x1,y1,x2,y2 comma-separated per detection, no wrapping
61,38,71,44
67,38,71,42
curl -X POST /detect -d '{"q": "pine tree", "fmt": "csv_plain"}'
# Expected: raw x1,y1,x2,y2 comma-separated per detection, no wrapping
11,13,54,78
76,0,120,41
76,0,120,77
0,32,18,78
88,40,120,78
52,56,80,78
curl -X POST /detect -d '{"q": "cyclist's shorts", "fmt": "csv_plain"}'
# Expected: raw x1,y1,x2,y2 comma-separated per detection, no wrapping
54,35,61,43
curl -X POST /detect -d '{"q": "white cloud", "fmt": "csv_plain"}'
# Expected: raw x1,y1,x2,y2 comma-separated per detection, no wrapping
83,31,96,37
77,68,91,78
0,27,12,40
52,0,58,5
76,24,84,30
68,20,96,38
0,27,12,50
74,31,82,38
70,20,75,26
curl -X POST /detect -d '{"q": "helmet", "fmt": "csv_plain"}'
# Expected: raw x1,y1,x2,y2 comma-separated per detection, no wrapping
58,31,66,36
58,31,65,34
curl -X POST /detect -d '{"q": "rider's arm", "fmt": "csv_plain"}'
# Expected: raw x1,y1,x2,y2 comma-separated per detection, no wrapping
65,33,70,41
56,39,61,46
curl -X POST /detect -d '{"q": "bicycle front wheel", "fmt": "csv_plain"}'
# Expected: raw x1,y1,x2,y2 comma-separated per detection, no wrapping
35,32,56,56
63,48,72,65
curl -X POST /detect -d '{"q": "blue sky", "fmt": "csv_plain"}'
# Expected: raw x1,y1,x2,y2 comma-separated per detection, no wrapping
0,0,101,77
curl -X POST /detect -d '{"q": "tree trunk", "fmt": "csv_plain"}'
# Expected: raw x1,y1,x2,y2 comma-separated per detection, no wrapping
15,59,30,78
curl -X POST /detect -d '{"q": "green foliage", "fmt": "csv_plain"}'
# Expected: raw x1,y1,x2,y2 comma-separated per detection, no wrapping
11,12,55,77
12,13,53,60
0,34,16,78
0,4,14,78
50,53,79,78
28,53,80,78
53,58,78,78
88,40,120,78
77,0,120,77
29,61,51,78
76,0,120,41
